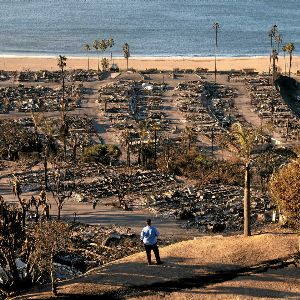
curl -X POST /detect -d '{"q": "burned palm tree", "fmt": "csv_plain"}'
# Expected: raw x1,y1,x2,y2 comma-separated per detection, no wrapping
268,25,278,49
213,22,220,83
57,55,69,158
274,34,282,54
121,129,133,167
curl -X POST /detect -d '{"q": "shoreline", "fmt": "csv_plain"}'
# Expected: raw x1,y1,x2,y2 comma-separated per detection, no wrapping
0,55,300,73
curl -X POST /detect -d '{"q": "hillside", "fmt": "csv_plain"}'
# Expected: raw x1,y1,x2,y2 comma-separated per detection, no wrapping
10,232,299,299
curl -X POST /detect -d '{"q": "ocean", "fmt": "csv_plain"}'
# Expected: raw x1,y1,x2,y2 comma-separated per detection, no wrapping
0,0,299,57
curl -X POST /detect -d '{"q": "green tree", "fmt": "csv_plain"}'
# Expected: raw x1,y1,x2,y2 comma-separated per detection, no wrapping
284,42,295,76
101,57,109,72
83,43,91,70
123,42,130,71
107,144,122,162
99,39,108,60
269,158,300,227
83,144,110,164
231,123,258,236
107,38,115,61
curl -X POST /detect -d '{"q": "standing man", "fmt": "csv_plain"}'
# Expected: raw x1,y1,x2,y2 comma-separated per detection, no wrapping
140,219,163,265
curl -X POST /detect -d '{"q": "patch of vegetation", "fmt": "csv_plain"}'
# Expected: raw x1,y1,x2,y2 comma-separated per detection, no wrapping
269,157,300,228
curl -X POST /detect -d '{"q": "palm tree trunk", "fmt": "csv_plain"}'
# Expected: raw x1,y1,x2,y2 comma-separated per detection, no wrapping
214,28,218,83
126,57,129,71
244,162,251,237
87,56,90,71
284,52,286,75
58,205,61,220
289,53,292,76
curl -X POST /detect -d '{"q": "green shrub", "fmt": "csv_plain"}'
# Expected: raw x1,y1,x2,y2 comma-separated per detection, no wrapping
82,144,110,164
269,158,300,228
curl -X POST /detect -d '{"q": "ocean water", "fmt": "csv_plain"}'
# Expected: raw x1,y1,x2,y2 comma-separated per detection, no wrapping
0,0,299,57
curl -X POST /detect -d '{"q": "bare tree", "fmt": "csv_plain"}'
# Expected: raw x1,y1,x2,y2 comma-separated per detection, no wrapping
49,162,77,220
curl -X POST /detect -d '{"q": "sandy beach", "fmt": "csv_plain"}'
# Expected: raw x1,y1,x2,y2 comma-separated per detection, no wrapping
0,55,300,74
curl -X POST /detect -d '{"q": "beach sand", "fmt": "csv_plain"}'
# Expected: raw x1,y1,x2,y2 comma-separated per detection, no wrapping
0,55,300,74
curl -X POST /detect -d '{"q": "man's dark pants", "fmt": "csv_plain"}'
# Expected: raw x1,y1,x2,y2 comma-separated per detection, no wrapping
144,243,161,264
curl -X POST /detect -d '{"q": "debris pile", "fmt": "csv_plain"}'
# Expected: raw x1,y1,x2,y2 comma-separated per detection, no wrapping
74,170,177,203
0,84,82,113
148,184,273,233
246,76,300,140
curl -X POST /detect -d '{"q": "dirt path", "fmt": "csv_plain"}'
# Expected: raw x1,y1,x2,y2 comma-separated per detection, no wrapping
215,75,287,144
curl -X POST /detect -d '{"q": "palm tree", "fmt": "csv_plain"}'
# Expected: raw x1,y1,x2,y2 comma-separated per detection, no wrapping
107,38,115,61
99,39,108,60
57,55,67,117
83,43,91,70
268,25,277,49
101,58,109,72
284,42,295,77
213,22,220,83
123,42,130,71
282,44,287,75
93,40,100,74
274,34,282,54
268,25,278,79
57,55,68,158
231,123,257,237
